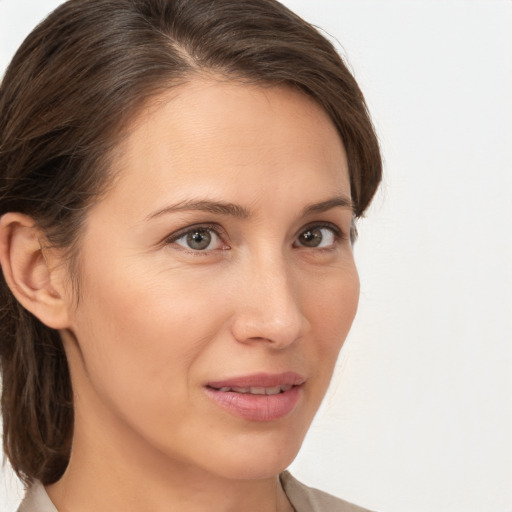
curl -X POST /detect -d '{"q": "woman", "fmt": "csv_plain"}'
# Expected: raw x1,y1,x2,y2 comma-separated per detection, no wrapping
0,0,382,511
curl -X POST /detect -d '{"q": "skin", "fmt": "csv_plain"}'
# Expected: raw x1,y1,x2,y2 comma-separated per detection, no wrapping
1,79,359,512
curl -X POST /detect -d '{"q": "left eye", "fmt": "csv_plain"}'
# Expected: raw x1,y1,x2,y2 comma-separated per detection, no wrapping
173,228,224,251
294,226,338,248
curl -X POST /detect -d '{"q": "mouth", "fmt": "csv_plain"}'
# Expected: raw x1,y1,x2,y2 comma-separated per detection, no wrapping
208,384,294,395
204,372,305,422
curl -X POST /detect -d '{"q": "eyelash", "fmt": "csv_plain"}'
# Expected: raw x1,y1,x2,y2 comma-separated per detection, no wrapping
163,222,345,253
163,223,228,253
293,222,345,249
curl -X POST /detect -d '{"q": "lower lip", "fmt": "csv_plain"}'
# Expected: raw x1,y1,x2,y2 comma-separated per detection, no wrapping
204,385,303,422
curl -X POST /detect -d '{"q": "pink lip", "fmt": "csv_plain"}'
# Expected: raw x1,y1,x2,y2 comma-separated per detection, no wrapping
205,372,305,422
207,371,305,389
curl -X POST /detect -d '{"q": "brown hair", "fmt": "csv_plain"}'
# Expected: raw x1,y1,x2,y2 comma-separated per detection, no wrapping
0,0,381,486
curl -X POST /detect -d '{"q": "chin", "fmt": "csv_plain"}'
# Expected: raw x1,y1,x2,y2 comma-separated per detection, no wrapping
212,450,300,481
197,423,308,481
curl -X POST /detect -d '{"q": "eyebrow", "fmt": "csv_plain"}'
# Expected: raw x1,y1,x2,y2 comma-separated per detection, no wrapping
145,195,353,221
302,196,354,215
146,199,250,220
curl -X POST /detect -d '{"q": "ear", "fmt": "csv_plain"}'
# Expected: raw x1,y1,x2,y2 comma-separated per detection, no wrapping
0,212,71,329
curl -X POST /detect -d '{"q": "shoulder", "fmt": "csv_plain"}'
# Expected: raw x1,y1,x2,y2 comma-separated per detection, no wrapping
17,481,58,512
280,471,375,512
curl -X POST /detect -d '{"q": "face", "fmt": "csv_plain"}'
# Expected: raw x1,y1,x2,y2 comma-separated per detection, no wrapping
61,79,359,480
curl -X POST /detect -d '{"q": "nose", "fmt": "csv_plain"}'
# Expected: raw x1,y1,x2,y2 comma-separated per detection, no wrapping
229,251,308,349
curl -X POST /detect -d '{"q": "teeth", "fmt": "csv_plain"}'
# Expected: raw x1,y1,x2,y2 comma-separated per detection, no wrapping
265,386,282,395
215,385,293,395
231,387,250,393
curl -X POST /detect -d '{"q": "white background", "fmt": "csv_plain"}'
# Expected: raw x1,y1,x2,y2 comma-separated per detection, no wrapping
1,1,511,511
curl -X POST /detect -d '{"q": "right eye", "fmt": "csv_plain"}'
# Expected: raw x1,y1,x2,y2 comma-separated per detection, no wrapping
167,226,227,251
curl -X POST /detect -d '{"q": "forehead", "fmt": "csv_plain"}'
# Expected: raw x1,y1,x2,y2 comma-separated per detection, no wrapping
102,78,349,216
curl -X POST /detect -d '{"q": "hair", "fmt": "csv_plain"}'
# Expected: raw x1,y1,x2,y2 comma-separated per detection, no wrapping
0,0,382,486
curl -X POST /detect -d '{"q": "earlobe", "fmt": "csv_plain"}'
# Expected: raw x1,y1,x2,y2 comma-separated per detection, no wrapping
0,212,71,329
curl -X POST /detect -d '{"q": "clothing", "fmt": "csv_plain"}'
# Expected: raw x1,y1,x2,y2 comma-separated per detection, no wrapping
279,472,374,512
18,471,373,512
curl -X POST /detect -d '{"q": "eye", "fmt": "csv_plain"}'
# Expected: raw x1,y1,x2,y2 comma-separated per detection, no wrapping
294,225,339,249
170,227,226,251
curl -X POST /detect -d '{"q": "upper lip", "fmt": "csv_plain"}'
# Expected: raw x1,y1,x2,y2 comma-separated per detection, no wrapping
207,372,306,389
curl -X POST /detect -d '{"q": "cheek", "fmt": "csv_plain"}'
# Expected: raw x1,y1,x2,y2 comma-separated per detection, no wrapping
69,258,229,413
305,263,360,377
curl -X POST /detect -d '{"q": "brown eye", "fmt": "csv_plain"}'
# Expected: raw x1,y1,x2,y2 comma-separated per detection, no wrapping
295,226,337,248
298,228,323,247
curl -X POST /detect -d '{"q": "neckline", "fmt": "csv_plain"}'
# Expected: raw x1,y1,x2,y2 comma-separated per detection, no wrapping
21,472,300,512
